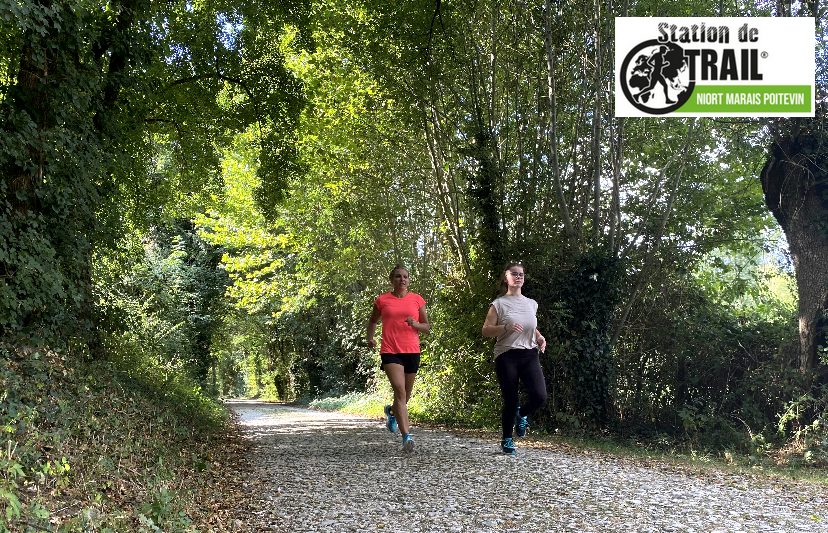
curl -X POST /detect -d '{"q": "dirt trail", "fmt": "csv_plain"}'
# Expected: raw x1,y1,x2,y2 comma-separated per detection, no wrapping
229,400,828,532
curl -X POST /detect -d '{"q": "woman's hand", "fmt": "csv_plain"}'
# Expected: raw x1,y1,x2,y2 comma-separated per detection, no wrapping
506,322,524,334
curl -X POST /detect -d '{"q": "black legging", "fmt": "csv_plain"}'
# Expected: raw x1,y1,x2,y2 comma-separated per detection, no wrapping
495,348,548,438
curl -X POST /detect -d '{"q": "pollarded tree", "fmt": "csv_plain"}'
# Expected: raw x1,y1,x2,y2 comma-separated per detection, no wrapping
760,1,827,374
761,109,828,373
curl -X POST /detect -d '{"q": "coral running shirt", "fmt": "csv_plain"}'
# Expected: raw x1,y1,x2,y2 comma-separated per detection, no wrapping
375,292,426,354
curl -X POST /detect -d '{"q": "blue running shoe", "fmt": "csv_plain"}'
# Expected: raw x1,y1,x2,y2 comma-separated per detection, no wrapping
384,404,398,433
501,437,517,455
402,433,415,452
515,408,529,438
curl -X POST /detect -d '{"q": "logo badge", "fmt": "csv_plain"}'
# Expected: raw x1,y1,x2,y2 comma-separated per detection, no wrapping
615,17,815,117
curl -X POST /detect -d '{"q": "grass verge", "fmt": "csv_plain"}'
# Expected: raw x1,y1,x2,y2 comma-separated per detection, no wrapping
1,343,248,532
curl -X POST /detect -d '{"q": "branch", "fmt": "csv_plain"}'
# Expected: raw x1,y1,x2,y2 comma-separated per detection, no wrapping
610,121,697,348
160,67,266,137
94,0,144,133
427,0,443,53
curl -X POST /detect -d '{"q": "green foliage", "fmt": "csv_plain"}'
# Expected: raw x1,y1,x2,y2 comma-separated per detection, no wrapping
309,392,386,417
415,277,502,427
0,340,229,531
0,1,108,346
96,220,229,388
138,486,194,533
289,299,380,399
531,252,624,427
614,256,803,452
196,9,443,402
0,0,308,350
778,385,828,467
0,345,65,530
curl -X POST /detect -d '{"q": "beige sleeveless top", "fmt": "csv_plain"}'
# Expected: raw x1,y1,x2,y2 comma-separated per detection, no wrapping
491,295,538,357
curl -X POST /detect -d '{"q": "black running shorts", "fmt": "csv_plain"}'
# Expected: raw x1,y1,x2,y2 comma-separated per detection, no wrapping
379,353,421,374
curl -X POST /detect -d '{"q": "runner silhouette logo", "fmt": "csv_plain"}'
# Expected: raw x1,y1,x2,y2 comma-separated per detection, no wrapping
620,39,694,115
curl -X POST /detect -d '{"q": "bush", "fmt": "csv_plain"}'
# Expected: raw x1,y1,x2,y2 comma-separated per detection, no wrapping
530,251,623,428
777,384,828,466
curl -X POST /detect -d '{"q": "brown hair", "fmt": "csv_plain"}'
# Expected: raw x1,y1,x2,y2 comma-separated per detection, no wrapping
498,262,525,296
389,264,409,280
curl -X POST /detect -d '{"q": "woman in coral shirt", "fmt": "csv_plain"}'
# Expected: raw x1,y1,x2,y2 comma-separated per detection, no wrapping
366,265,430,452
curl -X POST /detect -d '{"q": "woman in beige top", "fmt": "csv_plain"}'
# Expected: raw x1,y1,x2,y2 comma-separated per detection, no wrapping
482,262,547,455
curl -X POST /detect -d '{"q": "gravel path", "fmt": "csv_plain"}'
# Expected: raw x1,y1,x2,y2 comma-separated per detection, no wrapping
229,400,828,532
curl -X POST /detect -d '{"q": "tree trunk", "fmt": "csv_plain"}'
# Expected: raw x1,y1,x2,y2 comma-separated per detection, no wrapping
543,0,575,242
760,117,828,373
421,104,472,279
591,0,602,247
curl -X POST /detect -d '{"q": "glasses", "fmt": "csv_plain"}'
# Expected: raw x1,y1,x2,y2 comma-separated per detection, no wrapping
508,271,525,278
